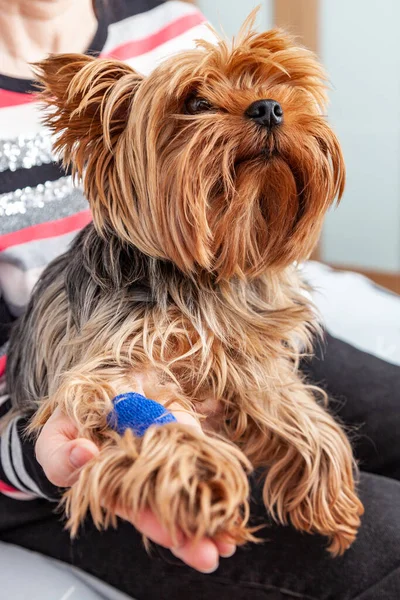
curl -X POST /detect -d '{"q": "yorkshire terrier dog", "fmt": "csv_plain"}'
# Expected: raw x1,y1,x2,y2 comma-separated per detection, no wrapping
7,16,363,555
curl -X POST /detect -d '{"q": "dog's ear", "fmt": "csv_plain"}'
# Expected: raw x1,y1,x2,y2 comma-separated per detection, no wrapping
35,54,144,233
35,54,143,217
35,54,143,169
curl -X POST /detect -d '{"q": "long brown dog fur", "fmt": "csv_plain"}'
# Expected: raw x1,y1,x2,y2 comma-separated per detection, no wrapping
6,14,363,555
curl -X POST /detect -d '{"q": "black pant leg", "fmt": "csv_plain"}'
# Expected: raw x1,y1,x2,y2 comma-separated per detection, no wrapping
1,471,400,600
302,332,400,480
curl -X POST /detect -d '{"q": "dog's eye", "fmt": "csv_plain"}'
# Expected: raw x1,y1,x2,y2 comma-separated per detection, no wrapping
184,96,214,115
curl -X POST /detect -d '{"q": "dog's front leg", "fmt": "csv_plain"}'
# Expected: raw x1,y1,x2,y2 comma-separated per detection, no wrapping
29,363,254,546
245,383,364,556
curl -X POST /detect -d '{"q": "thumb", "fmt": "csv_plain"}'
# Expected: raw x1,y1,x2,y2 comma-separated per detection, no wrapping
35,408,99,487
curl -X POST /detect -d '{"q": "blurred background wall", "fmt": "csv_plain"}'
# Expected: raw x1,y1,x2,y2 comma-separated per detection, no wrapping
320,0,400,274
195,0,400,292
197,0,272,36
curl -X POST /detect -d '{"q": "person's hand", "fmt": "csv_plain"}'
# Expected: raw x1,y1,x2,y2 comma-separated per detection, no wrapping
35,407,236,572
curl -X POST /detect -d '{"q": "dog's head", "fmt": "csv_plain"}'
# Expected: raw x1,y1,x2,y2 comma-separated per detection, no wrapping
37,15,344,280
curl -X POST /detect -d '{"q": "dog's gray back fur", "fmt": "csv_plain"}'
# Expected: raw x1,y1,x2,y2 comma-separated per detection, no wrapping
6,223,193,414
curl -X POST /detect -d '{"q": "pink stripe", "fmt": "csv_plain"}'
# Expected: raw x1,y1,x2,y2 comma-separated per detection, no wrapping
0,480,19,494
0,210,92,251
102,12,206,60
0,356,6,378
0,89,35,109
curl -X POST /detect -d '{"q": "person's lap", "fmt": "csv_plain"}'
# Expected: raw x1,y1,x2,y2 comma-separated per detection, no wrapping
1,471,399,599
302,332,400,481
1,333,399,599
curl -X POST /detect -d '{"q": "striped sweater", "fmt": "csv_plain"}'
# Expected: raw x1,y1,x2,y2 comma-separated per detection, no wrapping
0,0,213,500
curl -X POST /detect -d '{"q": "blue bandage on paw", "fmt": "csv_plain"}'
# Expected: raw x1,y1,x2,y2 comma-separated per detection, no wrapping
107,392,177,437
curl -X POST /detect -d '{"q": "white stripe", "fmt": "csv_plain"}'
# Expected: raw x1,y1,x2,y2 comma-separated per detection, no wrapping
10,418,52,499
0,103,45,139
0,394,10,407
102,0,201,55
0,418,32,493
125,23,218,76
1,231,79,271
0,262,45,316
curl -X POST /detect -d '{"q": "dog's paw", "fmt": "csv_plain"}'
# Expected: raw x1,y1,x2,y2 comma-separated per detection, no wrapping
262,454,364,556
64,423,256,545
327,521,362,557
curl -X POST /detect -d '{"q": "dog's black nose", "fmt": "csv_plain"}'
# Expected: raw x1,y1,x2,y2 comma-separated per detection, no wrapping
245,99,283,128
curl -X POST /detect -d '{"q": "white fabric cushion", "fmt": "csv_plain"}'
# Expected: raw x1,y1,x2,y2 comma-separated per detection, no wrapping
303,261,400,366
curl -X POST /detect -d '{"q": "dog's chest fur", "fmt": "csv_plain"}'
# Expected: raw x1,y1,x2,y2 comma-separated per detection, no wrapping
7,222,315,433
